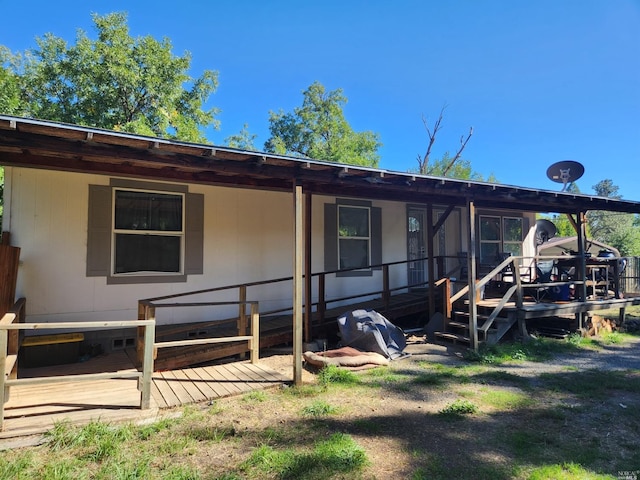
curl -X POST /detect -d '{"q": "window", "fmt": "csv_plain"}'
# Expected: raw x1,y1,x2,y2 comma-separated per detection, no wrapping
338,205,370,270
479,215,523,264
87,180,203,284
113,189,184,275
324,199,382,277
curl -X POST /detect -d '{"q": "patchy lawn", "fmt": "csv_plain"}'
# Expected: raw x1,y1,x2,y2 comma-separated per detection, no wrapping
2,333,640,480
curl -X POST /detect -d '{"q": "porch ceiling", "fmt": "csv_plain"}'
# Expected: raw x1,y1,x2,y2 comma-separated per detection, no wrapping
2,115,640,215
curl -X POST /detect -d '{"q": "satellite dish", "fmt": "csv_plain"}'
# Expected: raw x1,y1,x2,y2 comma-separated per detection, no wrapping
546,160,585,191
535,219,557,246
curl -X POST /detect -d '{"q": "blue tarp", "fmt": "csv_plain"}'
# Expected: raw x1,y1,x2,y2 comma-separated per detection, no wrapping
337,309,408,360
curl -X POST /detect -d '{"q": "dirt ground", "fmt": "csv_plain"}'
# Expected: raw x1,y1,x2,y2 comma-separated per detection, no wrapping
242,333,640,478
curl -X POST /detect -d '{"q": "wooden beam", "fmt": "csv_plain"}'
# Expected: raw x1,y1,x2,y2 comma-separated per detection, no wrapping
304,192,313,343
292,184,304,385
467,199,479,351
432,204,455,236
426,204,436,317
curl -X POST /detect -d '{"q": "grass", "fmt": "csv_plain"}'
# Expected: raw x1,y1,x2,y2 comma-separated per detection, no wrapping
301,400,339,417
240,433,368,479
3,333,640,479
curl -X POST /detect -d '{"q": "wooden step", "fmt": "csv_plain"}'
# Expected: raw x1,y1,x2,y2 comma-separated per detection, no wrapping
434,331,470,345
447,321,469,330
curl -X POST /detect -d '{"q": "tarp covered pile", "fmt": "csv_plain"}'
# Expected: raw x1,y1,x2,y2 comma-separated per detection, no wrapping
304,309,408,370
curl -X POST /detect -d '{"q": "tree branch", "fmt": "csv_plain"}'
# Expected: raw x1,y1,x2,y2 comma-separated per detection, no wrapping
417,106,445,174
441,126,473,176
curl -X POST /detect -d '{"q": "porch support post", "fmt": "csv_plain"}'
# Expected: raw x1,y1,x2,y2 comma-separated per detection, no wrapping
466,198,479,350
426,204,436,317
292,183,304,385
576,210,588,330
304,192,313,343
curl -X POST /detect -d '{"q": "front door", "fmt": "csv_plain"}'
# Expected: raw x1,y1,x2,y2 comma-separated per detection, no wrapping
407,207,427,286
407,206,462,286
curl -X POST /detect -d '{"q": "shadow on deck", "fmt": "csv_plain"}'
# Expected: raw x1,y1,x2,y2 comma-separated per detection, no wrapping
2,349,289,441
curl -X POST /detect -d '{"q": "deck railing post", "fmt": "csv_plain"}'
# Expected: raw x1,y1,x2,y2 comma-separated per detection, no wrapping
238,285,248,359
140,309,155,409
318,273,326,326
442,278,452,319
136,301,146,367
382,264,390,312
0,327,8,431
250,302,260,363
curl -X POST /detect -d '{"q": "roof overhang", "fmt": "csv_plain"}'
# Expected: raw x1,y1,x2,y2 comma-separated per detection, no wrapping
2,115,640,215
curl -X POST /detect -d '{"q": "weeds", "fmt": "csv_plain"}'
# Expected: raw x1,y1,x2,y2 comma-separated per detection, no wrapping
438,399,478,417
301,400,338,417
242,390,267,403
317,364,360,386
466,337,577,364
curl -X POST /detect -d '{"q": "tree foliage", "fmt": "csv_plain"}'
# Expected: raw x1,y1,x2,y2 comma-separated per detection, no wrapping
4,12,219,142
423,153,497,182
264,81,381,167
225,123,258,151
0,47,21,115
587,179,640,256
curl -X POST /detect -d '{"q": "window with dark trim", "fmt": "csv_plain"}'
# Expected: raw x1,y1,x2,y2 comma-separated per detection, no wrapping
113,189,184,275
479,215,523,264
87,179,204,284
324,199,382,277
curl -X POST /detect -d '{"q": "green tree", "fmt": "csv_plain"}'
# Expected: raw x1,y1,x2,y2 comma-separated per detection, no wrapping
588,179,640,256
7,12,219,142
265,81,381,167
0,48,21,115
225,123,258,151
423,154,497,182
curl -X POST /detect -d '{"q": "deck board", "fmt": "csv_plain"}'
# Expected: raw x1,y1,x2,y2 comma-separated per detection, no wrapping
2,351,288,439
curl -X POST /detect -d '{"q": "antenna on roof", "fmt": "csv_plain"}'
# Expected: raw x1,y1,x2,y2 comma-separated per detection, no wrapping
546,160,585,192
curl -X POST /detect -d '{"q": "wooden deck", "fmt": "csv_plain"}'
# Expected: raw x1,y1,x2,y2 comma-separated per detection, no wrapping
1,350,289,440
152,289,432,370
477,295,640,320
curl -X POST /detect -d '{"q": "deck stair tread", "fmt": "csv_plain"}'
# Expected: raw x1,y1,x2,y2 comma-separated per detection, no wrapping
433,331,470,344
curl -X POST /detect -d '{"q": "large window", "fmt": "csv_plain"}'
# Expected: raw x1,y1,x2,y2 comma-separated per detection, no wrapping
479,215,523,264
113,189,184,275
324,199,381,277
87,180,203,284
338,205,370,270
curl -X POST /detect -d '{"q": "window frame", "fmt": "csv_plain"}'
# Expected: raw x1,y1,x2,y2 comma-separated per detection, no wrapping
87,179,203,285
324,198,382,278
337,204,371,272
111,187,186,277
479,214,523,264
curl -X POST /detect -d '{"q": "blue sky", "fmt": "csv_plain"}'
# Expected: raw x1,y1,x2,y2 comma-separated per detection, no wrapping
2,1,639,199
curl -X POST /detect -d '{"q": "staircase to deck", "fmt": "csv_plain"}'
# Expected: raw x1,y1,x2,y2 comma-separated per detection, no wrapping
434,305,517,347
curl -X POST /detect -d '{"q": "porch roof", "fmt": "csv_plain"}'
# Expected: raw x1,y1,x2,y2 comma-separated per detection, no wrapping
1,115,640,215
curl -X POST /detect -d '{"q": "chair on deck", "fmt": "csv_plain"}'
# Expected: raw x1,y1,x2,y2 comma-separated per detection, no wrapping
533,259,556,302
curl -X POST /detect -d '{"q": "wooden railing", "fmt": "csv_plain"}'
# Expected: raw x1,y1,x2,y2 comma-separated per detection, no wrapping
0,297,156,431
446,254,626,342
137,299,260,366
138,256,445,349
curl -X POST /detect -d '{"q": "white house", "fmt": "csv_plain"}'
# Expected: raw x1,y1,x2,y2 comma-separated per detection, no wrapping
2,115,639,356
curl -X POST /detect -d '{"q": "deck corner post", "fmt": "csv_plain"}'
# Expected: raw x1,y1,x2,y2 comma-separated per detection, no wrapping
466,198,479,351
140,316,155,410
292,184,304,385
0,328,7,430
250,302,260,363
